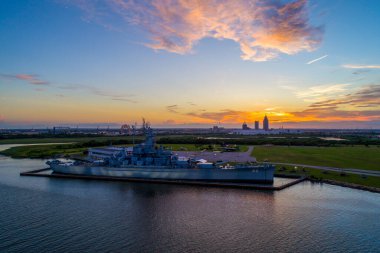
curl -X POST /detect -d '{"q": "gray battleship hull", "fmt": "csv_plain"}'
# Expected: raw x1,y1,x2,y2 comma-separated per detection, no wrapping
50,164,275,183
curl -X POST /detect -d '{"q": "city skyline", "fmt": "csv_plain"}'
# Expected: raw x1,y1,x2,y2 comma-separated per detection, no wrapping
1,0,380,129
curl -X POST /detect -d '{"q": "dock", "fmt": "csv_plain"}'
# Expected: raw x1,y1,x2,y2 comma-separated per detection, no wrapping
20,169,306,191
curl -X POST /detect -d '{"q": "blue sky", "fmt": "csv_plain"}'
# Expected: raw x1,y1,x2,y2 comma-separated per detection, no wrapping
1,0,380,128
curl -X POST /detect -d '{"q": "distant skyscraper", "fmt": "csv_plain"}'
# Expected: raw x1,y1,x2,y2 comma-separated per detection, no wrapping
263,115,269,131
254,121,259,130
242,121,249,130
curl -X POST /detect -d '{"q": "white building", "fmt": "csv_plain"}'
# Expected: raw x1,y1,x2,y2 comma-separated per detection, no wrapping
88,146,133,160
230,129,303,135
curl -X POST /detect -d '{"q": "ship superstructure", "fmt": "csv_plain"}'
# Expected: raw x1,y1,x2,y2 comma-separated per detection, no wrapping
87,129,194,168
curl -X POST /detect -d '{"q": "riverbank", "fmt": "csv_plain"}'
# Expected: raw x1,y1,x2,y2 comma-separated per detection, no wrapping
275,166,380,192
1,143,379,192
0,144,87,158
0,143,247,159
309,178,380,193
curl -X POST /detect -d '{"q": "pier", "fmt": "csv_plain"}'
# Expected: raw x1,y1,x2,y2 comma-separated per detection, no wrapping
20,169,306,191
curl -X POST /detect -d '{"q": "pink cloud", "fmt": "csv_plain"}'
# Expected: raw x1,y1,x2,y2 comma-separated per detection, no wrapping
30,80,50,85
186,109,251,122
1,73,50,86
15,74,35,80
70,0,323,61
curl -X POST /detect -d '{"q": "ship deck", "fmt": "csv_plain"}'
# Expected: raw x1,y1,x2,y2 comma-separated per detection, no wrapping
20,168,306,191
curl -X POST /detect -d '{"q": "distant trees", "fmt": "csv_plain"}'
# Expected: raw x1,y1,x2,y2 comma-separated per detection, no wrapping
155,136,372,146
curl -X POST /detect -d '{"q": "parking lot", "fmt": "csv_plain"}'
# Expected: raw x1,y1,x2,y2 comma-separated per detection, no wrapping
175,146,256,163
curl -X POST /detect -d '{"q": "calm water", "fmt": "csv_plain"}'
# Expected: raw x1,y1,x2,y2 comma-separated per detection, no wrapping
0,145,379,252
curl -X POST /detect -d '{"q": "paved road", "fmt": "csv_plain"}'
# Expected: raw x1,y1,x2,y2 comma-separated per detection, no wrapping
175,146,256,163
272,162,380,177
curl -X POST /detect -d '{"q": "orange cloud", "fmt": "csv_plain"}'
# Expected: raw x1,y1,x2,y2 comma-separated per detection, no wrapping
168,85,380,124
72,0,323,61
184,106,380,125
290,85,380,121
308,85,380,109
184,109,294,124
291,108,380,122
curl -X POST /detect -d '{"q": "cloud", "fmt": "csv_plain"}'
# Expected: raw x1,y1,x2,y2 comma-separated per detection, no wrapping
1,74,50,85
291,84,380,121
186,109,250,122
174,84,375,124
291,108,380,121
14,74,34,80
273,120,380,129
111,97,137,103
342,64,380,69
265,107,279,111
58,84,137,102
166,104,180,113
162,119,176,125
185,109,293,124
1,73,136,103
352,69,370,75
70,0,323,61
309,85,380,108
307,54,328,64
294,83,350,102
279,83,380,122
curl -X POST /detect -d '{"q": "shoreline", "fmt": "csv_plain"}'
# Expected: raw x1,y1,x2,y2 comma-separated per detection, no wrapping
1,143,379,193
309,178,380,193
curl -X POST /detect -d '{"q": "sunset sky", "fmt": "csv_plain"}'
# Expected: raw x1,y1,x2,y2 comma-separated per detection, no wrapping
1,0,380,128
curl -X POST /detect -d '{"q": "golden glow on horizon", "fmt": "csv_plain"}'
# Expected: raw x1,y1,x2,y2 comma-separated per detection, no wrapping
2,106,379,126
1,1,379,128
1,85,379,126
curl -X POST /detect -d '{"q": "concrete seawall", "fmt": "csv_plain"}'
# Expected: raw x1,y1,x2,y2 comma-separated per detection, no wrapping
309,178,380,193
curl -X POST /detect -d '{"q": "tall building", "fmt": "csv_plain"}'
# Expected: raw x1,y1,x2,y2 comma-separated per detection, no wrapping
263,115,269,131
242,121,249,130
254,121,259,130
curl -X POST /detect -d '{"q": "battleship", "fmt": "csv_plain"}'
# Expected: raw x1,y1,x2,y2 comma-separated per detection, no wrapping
47,127,275,183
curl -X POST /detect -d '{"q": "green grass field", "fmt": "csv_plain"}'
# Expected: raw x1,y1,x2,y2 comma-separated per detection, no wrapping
0,136,144,145
0,144,88,158
0,143,248,159
253,145,380,171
